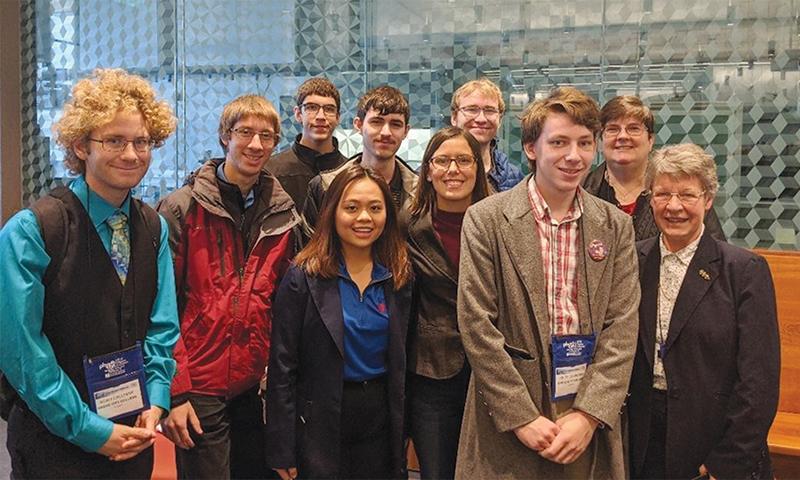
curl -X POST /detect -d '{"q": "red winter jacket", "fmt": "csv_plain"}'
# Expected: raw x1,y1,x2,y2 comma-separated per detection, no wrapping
156,160,299,400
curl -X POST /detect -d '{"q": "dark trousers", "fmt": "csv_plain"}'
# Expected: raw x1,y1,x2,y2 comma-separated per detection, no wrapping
407,366,470,480
7,403,153,479
340,377,392,480
634,389,668,480
176,388,271,480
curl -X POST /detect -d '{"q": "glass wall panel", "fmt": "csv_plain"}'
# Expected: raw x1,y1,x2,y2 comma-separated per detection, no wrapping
19,0,800,250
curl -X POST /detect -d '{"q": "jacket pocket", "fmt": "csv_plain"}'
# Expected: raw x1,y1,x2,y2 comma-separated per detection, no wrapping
508,353,544,409
504,343,535,361
298,399,313,425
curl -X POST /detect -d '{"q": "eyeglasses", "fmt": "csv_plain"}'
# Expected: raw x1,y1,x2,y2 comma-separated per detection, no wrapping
602,124,648,138
650,190,706,205
230,127,277,147
457,106,502,120
301,103,339,117
89,137,154,153
430,155,476,170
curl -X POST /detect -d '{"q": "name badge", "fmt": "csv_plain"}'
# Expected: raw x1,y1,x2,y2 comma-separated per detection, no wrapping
83,342,150,420
550,333,598,402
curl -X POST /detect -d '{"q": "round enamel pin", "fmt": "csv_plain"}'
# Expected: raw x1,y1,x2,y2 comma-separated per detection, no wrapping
588,239,608,261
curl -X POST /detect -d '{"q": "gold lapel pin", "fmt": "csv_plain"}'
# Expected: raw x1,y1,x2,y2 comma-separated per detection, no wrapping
699,269,710,281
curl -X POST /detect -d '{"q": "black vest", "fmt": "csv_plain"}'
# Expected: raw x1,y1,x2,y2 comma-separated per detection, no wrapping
32,187,160,405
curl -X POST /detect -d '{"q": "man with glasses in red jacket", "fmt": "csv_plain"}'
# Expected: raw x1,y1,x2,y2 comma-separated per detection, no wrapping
157,94,300,479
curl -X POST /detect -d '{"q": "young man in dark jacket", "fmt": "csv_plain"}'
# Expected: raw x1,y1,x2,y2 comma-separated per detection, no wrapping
302,86,418,237
157,94,300,480
268,77,348,209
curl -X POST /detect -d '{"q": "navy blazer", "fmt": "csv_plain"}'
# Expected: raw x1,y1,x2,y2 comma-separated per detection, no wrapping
266,264,411,479
629,231,780,479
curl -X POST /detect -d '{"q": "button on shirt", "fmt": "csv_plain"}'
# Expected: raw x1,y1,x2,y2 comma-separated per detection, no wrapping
527,177,584,336
653,226,704,390
338,261,391,382
0,176,179,452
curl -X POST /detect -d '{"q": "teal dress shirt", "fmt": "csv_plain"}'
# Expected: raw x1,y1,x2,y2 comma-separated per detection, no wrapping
0,176,180,452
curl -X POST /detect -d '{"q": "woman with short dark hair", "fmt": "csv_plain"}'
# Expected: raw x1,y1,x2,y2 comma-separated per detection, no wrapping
584,95,725,241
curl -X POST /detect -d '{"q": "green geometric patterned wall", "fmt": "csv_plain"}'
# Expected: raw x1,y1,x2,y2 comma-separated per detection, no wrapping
19,0,800,249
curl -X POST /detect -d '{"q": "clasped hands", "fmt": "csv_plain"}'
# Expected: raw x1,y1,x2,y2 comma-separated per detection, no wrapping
513,411,599,465
97,405,164,462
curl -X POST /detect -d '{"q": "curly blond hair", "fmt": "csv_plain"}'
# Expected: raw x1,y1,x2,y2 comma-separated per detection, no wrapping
53,68,177,174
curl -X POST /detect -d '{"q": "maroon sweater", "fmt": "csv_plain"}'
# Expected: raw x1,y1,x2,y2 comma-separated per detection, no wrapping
432,209,466,270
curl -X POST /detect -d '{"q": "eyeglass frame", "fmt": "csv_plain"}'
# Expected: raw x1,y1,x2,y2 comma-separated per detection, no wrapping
602,123,650,138
300,102,339,117
229,127,278,147
456,105,503,120
429,155,477,170
649,189,707,205
89,137,155,153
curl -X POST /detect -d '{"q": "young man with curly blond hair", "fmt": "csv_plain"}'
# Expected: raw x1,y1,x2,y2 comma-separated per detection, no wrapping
0,68,180,478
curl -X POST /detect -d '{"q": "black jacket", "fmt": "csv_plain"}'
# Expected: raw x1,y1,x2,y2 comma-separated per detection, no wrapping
268,135,347,210
629,231,780,479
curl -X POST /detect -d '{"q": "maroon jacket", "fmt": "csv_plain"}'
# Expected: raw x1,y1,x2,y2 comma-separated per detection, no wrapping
157,160,300,400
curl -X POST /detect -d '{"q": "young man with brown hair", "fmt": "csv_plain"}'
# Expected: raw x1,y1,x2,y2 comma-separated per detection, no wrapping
156,94,300,479
302,85,418,234
455,87,639,479
269,77,348,209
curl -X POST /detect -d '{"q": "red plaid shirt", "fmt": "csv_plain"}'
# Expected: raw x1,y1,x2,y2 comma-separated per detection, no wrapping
527,177,583,336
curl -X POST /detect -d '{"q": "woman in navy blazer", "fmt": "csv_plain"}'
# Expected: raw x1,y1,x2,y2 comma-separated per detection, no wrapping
266,164,412,479
628,144,780,479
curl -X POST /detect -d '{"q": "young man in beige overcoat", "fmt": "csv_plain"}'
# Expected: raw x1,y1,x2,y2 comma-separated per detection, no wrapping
455,87,640,479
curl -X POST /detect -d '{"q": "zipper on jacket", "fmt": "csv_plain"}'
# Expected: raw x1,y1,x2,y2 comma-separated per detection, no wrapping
216,230,227,277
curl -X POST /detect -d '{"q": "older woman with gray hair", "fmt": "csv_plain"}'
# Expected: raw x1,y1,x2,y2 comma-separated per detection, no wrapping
627,143,780,479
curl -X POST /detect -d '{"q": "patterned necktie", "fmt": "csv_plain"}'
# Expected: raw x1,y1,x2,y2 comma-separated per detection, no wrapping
107,211,130,285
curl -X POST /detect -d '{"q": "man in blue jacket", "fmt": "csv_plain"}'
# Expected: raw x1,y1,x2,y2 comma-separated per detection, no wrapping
450,78,525,192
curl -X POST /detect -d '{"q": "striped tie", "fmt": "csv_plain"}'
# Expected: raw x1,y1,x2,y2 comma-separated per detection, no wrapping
107,211,130,285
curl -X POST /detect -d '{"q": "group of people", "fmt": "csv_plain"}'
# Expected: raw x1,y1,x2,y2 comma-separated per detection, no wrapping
0,67,780,480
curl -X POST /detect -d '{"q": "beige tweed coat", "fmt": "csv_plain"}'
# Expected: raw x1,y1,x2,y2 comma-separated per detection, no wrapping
455,177,640,479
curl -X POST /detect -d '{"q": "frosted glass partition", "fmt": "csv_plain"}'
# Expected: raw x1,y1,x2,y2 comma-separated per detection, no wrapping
19,0,800,249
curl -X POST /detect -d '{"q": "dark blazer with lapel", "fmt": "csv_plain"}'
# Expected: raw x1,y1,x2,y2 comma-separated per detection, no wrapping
266,264,412,479
403,211,464,379
629,231,780,479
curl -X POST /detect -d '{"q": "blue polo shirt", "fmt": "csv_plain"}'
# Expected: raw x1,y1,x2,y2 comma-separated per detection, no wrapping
337,261,390,382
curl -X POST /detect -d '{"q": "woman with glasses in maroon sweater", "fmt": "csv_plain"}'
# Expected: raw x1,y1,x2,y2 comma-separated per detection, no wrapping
402,127,491,480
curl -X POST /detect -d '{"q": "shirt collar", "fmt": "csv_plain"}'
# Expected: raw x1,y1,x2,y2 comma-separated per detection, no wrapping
659,224,704,264
389,162,403,191
70,175,131,229
338,259,391,283
217,161,256,208
527,176,583,224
